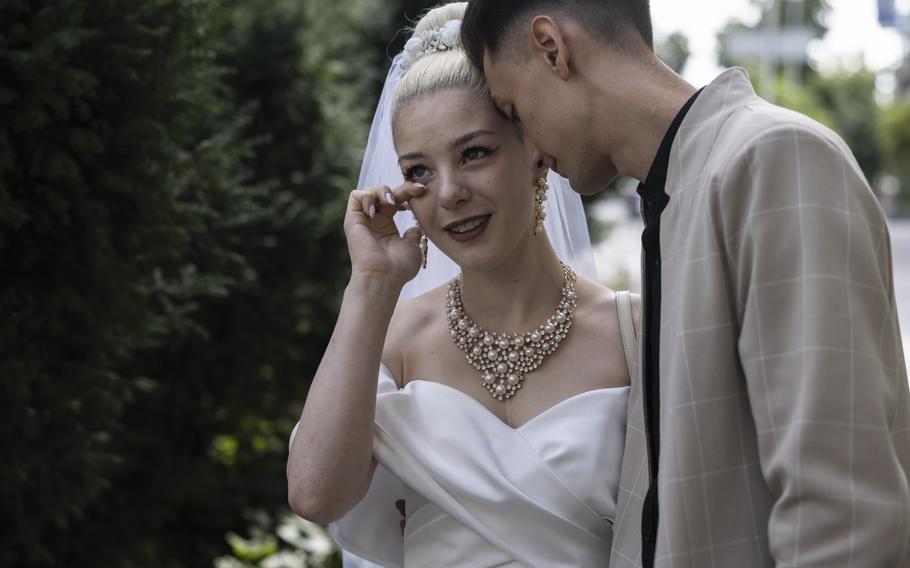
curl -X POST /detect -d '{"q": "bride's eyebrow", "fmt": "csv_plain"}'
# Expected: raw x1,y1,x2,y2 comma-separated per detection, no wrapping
450,129,495,148
398,130,496,163
398,151,424,163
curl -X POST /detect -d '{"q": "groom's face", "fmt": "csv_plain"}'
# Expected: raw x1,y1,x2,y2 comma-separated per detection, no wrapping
482,50,619,196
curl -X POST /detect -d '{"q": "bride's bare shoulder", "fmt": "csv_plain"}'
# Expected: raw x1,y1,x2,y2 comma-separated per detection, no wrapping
381,283,450,387
573,275,640,336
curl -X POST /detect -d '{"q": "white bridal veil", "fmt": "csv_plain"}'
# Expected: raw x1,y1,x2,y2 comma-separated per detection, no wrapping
339,51,598,568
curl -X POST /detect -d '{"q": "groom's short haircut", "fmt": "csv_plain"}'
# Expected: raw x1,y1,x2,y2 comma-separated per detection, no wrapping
462,0,653,71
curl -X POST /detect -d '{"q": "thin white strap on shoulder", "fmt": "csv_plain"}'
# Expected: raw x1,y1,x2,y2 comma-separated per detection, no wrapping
615,291,639,381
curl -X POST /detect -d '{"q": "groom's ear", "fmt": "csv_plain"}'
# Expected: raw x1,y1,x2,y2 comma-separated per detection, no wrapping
529,16,571,80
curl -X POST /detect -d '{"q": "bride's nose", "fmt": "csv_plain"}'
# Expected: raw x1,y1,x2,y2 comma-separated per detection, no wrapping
437,172,471,209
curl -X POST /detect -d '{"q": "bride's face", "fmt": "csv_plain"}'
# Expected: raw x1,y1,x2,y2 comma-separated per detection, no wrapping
394,89,544,271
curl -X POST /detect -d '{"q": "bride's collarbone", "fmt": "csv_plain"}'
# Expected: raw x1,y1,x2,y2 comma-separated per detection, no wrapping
401,333,628,428
394,283,629,425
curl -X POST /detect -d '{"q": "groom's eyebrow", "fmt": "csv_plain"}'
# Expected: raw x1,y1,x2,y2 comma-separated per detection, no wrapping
451,130,496,148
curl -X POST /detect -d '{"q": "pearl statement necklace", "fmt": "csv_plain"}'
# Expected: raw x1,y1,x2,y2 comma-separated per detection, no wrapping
446,262,577,400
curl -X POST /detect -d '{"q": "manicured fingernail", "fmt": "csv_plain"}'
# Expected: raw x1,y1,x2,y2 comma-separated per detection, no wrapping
368,204,376,218
413,183,426,189
401,201,410,211
385,192,395,205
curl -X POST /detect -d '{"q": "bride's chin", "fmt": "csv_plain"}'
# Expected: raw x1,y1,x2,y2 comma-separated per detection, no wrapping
446,237,538,274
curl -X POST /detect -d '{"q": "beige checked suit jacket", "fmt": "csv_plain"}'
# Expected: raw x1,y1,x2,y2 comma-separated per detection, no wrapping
609,68,910,567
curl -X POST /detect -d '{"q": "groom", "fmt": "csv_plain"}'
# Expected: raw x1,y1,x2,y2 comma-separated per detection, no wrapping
462,1,910,567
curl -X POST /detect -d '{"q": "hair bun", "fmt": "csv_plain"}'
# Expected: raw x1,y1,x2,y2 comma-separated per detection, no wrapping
399,19,463,74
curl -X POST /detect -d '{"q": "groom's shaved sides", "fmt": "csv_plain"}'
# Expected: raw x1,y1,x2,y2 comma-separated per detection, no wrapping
462,0,653,71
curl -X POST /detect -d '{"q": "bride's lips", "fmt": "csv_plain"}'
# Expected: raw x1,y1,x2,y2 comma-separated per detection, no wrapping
444,214,491,242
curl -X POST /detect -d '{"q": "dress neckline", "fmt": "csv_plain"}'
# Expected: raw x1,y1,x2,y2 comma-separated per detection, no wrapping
396,375,629,431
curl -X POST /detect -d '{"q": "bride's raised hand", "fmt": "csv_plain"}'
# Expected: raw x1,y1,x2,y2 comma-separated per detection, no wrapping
344,182,428,287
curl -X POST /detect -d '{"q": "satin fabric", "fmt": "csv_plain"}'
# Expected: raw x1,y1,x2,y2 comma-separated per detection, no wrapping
329,364,629,567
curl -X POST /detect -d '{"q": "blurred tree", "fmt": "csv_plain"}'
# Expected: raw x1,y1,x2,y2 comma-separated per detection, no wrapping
0,0,400,564
62,0,392,565
881,101,910,179
810,67,882,181
656,32,691,74
0,0,265,565
880,101,910,200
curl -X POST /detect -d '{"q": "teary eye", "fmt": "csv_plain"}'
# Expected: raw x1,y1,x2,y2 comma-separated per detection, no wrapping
403,164,428,181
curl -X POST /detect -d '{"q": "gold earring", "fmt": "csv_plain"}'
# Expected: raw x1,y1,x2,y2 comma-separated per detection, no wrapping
533,176,548,235
419,234,429,269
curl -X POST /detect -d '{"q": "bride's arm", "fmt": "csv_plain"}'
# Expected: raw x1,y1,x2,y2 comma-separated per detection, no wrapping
287,278,396,523
287,182,425,523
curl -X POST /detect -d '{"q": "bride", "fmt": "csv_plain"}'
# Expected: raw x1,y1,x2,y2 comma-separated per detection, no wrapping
287,3,639,566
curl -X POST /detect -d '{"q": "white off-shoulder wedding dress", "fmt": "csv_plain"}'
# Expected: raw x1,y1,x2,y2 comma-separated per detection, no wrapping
293,292,637,568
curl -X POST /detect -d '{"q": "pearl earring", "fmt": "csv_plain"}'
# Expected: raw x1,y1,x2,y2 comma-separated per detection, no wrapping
419,234,429,269
533,177,548,235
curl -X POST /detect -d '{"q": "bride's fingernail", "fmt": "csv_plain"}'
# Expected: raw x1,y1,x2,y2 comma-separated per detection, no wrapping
413,182,426,190
385,192,395,205
368,204,376,218
401,202,411,211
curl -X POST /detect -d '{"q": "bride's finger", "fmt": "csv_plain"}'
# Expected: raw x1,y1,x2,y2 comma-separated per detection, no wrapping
364,185,401,218
388,182,427,210
349,187,388,217
354,185,402,219
347,189,371,215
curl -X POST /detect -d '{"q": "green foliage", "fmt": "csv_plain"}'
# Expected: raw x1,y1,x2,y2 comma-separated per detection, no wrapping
0,0,448,564
0,0,410,564
0,0,262,564
880,101,910,180
809,68,882,181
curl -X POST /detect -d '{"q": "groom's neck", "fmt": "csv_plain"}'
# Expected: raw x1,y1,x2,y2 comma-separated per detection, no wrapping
584,51,697,182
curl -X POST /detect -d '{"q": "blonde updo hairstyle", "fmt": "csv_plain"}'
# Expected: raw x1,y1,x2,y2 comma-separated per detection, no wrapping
392,2,489,122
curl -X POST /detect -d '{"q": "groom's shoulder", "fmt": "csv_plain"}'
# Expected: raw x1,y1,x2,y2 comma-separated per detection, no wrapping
712,95,849,165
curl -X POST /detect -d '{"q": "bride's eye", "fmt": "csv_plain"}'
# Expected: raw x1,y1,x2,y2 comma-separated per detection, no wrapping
461,146,494,164
403,164,428,181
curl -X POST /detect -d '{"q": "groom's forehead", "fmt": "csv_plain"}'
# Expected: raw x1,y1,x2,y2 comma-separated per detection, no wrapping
483,60,523,113
489,94,507,118
482,54,511,99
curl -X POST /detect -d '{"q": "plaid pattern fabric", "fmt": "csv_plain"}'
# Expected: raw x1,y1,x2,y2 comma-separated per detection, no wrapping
610,68,910,567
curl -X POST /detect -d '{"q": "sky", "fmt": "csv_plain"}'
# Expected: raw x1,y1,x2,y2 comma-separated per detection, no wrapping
650,0,910,87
